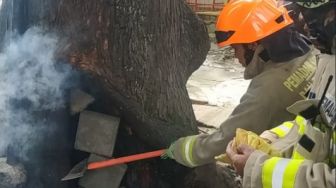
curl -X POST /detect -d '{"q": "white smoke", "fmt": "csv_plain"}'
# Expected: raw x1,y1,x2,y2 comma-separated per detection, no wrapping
0,27,73,157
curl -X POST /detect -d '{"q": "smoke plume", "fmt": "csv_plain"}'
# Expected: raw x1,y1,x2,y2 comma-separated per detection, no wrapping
0,27,74,159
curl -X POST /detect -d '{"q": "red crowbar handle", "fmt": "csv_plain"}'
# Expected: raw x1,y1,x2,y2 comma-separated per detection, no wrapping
87,149,165,170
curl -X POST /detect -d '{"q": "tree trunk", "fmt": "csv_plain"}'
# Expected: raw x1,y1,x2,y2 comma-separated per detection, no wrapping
56,0,210,146
0,0,221,187
1,0,209,147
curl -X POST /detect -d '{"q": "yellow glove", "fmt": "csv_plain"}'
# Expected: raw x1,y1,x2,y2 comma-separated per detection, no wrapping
215,128,280,163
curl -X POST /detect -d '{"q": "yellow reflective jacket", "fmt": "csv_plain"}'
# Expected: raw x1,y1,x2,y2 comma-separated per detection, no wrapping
243,54,335,188
244,116,335,188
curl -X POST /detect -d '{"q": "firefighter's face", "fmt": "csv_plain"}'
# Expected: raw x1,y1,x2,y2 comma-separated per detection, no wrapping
231,43,258,67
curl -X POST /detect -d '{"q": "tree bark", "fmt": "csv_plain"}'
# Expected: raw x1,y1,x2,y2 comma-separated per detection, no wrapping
1,0,210,146
0,0,210,160
1,0,209,147
0,1,217,187
54,0,209,146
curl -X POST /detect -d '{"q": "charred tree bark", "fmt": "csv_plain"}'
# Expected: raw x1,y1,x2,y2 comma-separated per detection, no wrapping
0,0,211,162
1,0,209,147
4,0,210,145
52,0,208,147
57,0,209,146
0,0,212,158
0,1,223,187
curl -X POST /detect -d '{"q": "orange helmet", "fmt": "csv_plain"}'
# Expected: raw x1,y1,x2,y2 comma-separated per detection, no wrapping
215,0,293,47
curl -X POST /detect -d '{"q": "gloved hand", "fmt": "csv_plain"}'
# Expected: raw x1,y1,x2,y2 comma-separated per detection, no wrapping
226,141,255,177
161,142,175,159
215,128,279,164
160,135,200,167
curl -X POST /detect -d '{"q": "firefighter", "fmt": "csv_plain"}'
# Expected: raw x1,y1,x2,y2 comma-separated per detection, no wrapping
225,0,335,187
163,0,318,168
226,55,335,188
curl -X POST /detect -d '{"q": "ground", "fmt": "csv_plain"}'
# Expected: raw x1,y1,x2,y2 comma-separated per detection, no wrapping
187,43,250,132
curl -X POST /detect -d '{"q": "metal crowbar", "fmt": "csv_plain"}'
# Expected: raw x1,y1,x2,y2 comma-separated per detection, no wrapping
62,149,165,181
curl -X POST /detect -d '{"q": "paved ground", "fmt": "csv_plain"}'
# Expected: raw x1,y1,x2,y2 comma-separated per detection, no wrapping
187,43,250,129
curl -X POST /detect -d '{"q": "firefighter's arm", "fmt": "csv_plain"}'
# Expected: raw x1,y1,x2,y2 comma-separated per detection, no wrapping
164,80,279,167
243,151,336,188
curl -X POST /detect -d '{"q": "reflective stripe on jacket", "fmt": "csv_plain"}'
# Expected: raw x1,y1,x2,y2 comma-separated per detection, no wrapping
262,157,304,188
271,115,330,162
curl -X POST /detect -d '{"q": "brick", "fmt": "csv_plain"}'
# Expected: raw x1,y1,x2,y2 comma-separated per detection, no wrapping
75,111,120,157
